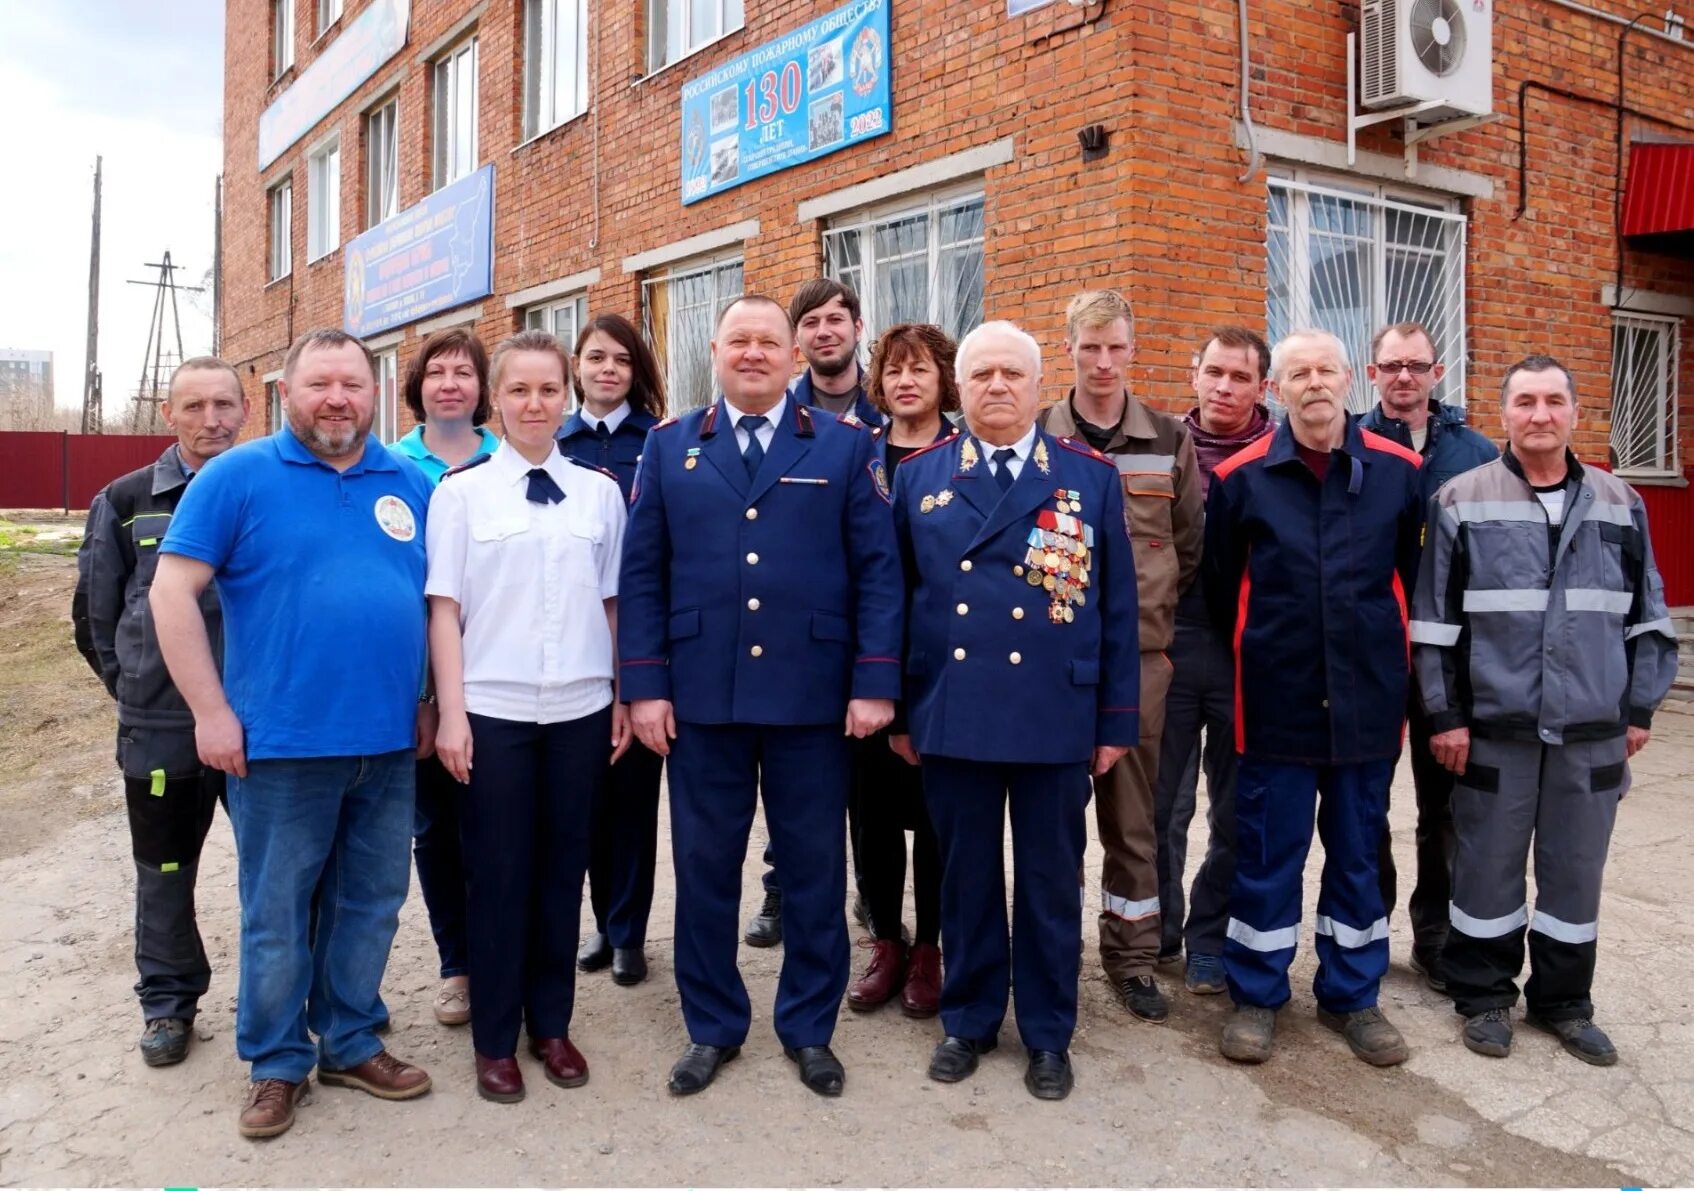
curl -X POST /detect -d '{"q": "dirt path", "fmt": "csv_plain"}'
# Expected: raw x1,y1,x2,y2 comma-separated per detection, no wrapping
1,554,1689,1186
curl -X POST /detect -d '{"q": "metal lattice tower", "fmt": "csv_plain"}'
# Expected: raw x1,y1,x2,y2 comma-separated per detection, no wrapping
126,251,204,434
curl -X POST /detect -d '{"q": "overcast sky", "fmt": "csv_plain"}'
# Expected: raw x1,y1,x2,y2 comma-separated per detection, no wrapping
0,1,224,424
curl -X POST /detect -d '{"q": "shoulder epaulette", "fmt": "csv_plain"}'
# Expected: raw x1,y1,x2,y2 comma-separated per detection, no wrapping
1359,429,1424,469
838,412,867,430
653,416,679,431
441,454,495,480
901,435,957,464
1056,437,1113,465
562,456,620,484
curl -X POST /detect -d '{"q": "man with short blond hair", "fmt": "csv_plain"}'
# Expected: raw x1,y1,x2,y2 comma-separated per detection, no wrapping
1039,289,1201,1024
152,328,436,1138
1203,329,1423,1068
74,356,249,1068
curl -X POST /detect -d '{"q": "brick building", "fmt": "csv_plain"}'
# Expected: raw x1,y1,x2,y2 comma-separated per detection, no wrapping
220,0,1694,599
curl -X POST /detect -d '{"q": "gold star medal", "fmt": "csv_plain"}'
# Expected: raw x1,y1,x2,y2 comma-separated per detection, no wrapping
936,489,954,506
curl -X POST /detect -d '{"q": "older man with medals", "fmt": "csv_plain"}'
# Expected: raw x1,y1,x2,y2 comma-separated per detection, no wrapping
890,320,1141,1101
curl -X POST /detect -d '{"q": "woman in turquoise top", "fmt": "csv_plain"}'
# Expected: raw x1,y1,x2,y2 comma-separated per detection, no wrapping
391,327,498,1030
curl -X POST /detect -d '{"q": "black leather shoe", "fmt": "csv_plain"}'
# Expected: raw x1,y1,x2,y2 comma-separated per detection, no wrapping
784,1045,845,1096
1024,1049,1074,1100
667,1043,739,1095
611,947,647,986
577,932,612,972
927,1035,996,1083
744,889,783,947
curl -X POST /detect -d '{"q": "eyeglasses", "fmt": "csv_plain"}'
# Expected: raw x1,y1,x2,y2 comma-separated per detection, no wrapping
1374,360,1435,376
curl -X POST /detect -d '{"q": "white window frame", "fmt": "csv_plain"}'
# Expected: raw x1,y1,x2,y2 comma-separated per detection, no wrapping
523,0,588,141
266,380,284,432
273,0,295,76
365,96,400,228
524,293,590,352
641,253,744,414
1609,311,1681,478
647,0,745,73
375,349,400,444
316,0,342,35
432,37,480,190
822,184,987,348
306,137,341,262
268,178,293,282
1265,167,1468,414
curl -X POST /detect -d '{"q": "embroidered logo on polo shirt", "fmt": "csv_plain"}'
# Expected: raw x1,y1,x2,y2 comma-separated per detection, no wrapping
374,494,416,542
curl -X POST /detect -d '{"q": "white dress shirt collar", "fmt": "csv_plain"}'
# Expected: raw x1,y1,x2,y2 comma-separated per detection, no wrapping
494,438,569,487
979,423,1038,479
580,402,631,434
721,394,786,449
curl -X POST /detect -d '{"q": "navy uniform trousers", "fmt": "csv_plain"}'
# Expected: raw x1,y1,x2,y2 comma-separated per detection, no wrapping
669,722,851,1048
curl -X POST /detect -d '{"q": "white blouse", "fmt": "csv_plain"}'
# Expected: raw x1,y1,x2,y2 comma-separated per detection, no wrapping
426,441,628,724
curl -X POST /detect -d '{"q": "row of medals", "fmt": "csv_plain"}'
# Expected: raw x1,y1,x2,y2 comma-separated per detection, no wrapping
1025,490,1093,624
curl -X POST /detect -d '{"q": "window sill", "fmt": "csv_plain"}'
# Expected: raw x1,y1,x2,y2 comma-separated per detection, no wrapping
1615,471,1689,488
311,16,343,48
265,272,293,289
512,109,589,156
308,247,342,268
632,26,745,87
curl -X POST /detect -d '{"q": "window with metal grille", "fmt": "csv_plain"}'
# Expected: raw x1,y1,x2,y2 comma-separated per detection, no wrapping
433,38,479,190
365,98,399,228
268,179,292,282
642,256,744,413
1266,171,1467,413
524,0,588,139
822,187,985,348
648,0,745,72
524,294,589,351
1609,312,1680,477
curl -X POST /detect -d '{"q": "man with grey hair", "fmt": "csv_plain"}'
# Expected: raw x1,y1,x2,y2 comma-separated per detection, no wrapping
152,329,437,1138
74,356,248,1067
891,319,1140,1099
1202,328,1424,1068
1411,354,1676,1065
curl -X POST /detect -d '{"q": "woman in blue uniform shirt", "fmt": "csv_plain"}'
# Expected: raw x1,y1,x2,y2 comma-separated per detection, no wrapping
427,330,631,1103
557,313,669,986
390,328,499,1030
848,323,958,1019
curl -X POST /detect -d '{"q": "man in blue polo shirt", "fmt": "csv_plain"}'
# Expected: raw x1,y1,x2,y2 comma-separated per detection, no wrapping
151,328,435,1139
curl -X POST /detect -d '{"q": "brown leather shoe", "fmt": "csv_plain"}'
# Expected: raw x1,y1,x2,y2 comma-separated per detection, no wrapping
528,1036,589,1088
901,943,942,1018
475,1054,525,1103
317,1049,432,1100
238,1076,309,1139
847,939,907,1010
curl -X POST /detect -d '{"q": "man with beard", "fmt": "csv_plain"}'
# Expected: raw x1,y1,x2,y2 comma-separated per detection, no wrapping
743,279,885,950
1151,327,1273,997
1203,329,1423,1068
1359,321,1497,993
151,329,436,1138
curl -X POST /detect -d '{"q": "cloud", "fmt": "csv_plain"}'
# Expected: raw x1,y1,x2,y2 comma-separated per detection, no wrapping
0,2,223,427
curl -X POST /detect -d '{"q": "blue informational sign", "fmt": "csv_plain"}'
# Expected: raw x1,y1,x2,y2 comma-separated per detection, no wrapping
343,165,494,339
259,0,409,169
679,0,891,206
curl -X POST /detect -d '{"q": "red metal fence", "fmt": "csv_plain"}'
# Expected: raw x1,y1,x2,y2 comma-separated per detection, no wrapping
0,432,178,511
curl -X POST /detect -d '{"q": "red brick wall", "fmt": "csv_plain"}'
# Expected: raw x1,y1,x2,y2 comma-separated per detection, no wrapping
223,0,1694,476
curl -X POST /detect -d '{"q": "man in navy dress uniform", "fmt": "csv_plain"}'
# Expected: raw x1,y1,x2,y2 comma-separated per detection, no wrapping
890,320,1141,1101
619,295,904,1098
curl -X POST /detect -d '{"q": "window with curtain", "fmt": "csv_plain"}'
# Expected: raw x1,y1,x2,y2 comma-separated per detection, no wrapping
1266,171,1467,414
642,256,744,413
822,188,985,348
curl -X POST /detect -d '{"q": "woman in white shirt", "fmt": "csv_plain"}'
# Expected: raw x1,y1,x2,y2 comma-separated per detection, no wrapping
426,330,630,1104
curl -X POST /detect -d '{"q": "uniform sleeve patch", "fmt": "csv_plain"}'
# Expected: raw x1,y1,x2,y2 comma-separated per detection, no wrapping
867,458,891,503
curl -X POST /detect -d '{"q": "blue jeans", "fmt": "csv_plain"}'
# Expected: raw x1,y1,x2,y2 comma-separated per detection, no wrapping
228,750,414,1082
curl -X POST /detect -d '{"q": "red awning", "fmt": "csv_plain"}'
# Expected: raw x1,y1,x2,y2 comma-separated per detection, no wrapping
1621,141,1694,239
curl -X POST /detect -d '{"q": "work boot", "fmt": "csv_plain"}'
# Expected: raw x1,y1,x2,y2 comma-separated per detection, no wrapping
1462,1007,1514,1058
1184,954,1228,996
1317,1006,1409,1067
139,1017,191,1067
1525,1013,1618,1067
846,939,907,1010
238,1077,309,1139
1117,975,1169,1023
744,889,782,948
1220,1004,1277,1063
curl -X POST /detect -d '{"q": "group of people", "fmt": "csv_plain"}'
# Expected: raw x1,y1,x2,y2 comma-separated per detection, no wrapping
71,275,1677,1140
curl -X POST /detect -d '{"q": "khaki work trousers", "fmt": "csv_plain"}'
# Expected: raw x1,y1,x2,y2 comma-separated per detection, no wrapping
1095,650,1172,982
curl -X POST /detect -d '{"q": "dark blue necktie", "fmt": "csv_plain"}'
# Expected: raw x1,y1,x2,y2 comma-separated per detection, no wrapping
739,414,768,479
594,422,613,443
526,468,566,505
992,447,1017,492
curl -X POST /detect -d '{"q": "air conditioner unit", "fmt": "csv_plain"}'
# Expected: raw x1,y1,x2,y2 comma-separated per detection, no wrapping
1360,0,1493,119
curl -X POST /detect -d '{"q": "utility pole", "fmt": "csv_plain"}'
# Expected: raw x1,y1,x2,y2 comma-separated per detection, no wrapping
213,174,223,355
126,252,205,434
81,157,103,435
